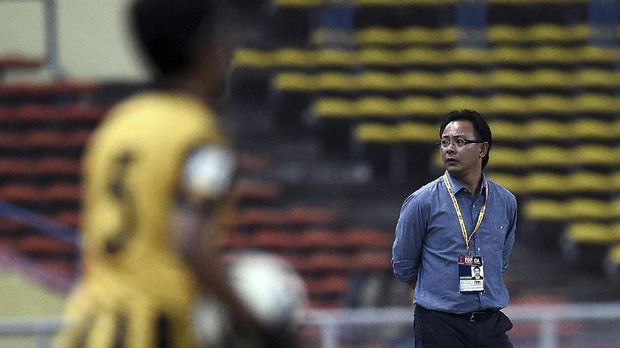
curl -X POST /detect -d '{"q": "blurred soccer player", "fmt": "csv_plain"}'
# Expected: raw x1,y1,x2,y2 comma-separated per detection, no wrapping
54,0,274,346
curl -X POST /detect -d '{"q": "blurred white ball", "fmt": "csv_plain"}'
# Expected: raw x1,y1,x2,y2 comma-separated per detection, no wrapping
228,253,307,329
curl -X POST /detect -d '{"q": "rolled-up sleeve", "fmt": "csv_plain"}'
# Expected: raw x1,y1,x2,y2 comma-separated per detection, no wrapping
392,193,427,283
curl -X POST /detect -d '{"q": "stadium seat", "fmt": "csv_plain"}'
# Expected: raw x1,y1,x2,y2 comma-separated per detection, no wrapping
524,172,569,195
524,199,567,221
527,146,572,168
573,145,618,168
35,157,81,177
0,184,43,205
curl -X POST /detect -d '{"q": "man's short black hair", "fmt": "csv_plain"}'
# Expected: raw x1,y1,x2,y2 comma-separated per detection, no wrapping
130,0,215,76
439,109,492,170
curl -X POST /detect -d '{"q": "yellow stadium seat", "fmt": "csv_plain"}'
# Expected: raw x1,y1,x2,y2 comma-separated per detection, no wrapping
486,94,527,115
489,173,524,194
568,171,612,194
526,119,571,141
530,69,573,89
444,95,486,115
532,46,576,65
318,72,354,91
612,172,620,192
396,122,437,142
274,48,316,67
566,223,616,244
400,48,446,66
578,46,620,64
488,70,530,90
400,71,442,90
530,94,572,114
357,72,398,91
452,48,490,65
575,69,620,89
489,121,525,142
575,94,620,114
528,24,584,43
358,48,397,66
528,146,572,167
524,199,567,221
353,123,396,143
612,198,620,219
315,49,355,67
399,96,443,117
524,172,568,195
313,98,356,118
573,145,618,167
356,27,400,46
233,48,276,68
572,119,617,140
401,27,457,45
608,244,620,264
444,70,487,90
568,198,613,220
357,97,401,118
487,25,522,43
492,46,532,66
273,72,317,92
488,147,528,169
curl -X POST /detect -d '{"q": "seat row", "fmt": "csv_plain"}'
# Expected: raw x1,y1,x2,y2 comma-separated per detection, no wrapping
272,0,586,8
274,68,620,93
0,104,105,125
312,94,620,119
354,119,620,144
234,46,620,69
225,227,392,251
311,23,594,46
524,197,620,221
489,171,620,196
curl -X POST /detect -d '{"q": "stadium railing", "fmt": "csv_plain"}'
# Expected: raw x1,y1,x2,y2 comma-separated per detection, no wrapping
4,302,620,348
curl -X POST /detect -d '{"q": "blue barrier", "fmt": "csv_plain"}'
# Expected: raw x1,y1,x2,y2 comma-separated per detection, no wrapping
0,200,78,244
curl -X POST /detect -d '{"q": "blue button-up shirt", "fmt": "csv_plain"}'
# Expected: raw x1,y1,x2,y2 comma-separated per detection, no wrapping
392,171,517,314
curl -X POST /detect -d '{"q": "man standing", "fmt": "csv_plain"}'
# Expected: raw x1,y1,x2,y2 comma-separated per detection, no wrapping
392,109,517,347
54,1,272,347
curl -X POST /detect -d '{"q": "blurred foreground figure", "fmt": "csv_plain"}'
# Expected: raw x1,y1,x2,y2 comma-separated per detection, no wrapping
194,253,308,348
392,110,517,347
54,0,294,346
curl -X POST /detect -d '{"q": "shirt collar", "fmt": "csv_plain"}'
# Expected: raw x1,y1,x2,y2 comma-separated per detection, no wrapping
444,171,488,196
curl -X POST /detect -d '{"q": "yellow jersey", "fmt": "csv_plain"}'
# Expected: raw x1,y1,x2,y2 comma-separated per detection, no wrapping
56,91,229,348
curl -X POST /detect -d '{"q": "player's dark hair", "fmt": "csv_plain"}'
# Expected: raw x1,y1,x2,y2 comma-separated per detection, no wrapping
130,0,215,76
439,109,492,170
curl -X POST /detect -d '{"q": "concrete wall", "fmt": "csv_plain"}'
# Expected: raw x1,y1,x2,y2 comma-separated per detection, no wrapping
0,0,147,81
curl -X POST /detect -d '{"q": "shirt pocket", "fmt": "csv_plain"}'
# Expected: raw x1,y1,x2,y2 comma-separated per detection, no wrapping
480,217,509,245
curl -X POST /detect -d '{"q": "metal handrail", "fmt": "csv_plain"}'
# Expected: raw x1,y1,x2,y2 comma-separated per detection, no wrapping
4,303,620,348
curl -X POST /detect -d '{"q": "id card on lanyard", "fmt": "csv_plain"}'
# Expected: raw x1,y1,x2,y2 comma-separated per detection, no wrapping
443,173,488,293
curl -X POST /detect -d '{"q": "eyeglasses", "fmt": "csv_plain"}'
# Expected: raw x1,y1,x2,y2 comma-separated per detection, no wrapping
437,138,485,148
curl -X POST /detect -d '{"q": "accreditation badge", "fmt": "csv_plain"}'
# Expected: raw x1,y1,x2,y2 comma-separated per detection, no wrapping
458,255,484,293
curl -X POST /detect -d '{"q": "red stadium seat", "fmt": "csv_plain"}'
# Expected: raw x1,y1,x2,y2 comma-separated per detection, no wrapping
304,274,348,295
0,158,34,176
0,184,42,204
341,228,393,249
299,228,341,249
352,250,391,271
233,179,282,202
35,157,81,176
43,183,81,203
53,210,80,228
18,234,75,255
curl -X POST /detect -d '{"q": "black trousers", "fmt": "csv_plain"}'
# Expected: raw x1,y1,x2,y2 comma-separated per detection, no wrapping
414,305,513,348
